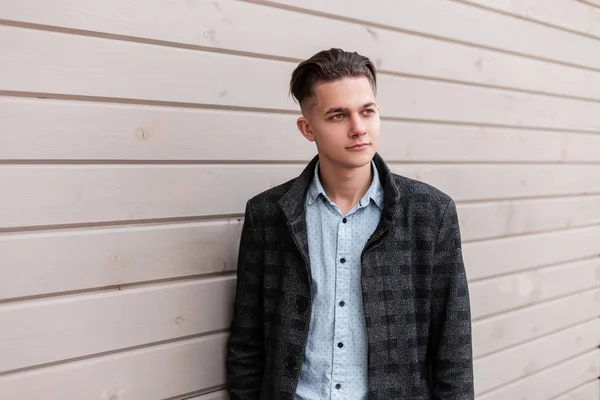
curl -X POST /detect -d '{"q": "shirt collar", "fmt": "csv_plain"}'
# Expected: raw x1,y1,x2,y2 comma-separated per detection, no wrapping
306,160,384,210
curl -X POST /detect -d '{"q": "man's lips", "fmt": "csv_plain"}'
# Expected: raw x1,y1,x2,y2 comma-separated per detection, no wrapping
347,143,370,149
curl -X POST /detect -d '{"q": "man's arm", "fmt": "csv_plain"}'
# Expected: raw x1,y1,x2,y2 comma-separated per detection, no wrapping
430,199,474,400
226,201,265,400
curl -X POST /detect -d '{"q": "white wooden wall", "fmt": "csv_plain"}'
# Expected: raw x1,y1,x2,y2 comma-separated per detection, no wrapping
0,1,599,399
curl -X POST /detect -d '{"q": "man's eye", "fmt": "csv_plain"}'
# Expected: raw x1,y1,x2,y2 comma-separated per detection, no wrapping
363,108,375,114
331,114,344,120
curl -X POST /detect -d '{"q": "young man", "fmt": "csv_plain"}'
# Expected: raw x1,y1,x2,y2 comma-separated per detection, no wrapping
226,48,474,400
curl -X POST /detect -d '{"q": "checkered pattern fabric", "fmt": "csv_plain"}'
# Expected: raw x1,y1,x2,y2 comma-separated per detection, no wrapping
226,153,474,400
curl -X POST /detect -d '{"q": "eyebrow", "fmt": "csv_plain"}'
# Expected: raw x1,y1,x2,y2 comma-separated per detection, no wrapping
324,102,377,116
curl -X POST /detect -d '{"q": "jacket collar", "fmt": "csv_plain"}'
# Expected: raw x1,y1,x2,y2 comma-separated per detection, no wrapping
306,160,384,210
278,152,400,224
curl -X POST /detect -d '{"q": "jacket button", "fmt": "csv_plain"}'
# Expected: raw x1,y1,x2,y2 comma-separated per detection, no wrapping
296,299,307,312
284,355,296,369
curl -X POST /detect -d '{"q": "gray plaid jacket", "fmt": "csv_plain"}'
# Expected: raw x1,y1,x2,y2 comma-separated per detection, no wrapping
226,153,474,400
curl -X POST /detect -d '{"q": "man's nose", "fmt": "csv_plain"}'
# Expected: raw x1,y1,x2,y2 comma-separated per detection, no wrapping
349,114,366,136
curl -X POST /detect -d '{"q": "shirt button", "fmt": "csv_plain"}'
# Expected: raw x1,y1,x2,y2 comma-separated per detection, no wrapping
339,301,345,307
338,342,344,348
342,218,347,223
340,258,346,264
335,384,341,390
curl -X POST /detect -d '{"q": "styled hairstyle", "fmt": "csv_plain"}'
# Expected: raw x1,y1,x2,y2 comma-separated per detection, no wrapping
289,48,377,112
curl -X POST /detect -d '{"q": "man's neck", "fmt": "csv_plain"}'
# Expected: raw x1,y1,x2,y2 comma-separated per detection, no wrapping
318,157,373,215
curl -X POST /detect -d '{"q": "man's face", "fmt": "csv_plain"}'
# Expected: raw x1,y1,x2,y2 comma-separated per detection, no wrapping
297,77,380,170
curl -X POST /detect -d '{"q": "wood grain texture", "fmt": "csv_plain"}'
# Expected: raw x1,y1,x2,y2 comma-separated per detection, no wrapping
1,165,599,229
2,269,596,373
3,97,600,162
458,195,600,242
470,257,600,319
463,226,600,280
0,333,228,400
472,288,600,357
2,0,600,101
478,349,600,399
453,0,600,39
270,0,600,71
2,213,597,302
579,0,600,8
474,319,600,394
3,26,600,131
554,379,600,399
0,277,235,372
0,220,242,301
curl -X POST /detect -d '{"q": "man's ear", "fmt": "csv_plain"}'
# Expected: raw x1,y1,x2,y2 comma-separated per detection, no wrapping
297,116,316,142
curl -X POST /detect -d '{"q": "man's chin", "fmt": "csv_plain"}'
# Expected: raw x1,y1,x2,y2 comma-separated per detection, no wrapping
337,151,376,169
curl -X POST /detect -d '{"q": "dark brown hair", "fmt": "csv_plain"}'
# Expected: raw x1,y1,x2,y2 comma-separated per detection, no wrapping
290,48,377,112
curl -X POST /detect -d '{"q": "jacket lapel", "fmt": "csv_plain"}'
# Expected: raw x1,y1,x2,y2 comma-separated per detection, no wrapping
277,153,402,268
364,153,401,249
277,155,319,270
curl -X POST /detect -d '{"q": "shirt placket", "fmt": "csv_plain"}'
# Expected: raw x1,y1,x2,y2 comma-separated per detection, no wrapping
331,213,352,399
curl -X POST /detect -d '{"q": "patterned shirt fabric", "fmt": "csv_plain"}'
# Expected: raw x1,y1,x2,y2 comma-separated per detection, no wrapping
294,161,384,400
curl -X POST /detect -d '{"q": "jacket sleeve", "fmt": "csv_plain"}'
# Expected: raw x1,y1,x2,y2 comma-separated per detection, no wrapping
430,199,474,400
226,201,265,399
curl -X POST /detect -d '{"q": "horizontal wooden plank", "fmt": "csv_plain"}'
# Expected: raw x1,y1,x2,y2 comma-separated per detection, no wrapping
1,164,599,229
459,195,600,242
478,349,600,400
470,257,600,319
472,288,600,357
3,26,600,131
0,164,296,229
0,333,227,400
456,0,600,40
0,25,296,109
463,226,600,281
271,0,600,72
409,164,600,213
3,253,596,372
3,97,600,162
3,207,597,301
3,1,600,102
0,220,242,301
0,97,312,162
581,0,600,7
474,319,600,394
554,379,600,400
0,277,235,372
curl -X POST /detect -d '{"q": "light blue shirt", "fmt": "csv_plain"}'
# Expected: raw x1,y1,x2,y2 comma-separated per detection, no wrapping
295,161,384,400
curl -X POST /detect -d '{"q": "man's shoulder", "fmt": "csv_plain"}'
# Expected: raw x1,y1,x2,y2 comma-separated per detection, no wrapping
245,177,297,215
391,172,454,208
